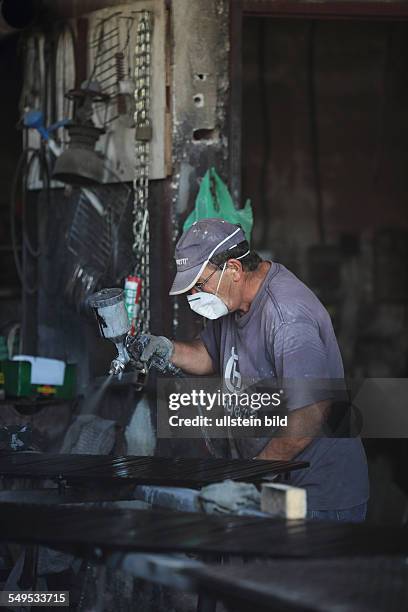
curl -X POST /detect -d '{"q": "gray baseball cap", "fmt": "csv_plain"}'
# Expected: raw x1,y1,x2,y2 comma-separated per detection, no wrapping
169,218,246,295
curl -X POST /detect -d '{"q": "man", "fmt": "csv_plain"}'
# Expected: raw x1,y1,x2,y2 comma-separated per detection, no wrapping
132,218,369,521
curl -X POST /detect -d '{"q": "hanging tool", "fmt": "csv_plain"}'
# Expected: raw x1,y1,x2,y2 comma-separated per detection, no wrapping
53,80,110,186
23,108,105,215
23,110,69,151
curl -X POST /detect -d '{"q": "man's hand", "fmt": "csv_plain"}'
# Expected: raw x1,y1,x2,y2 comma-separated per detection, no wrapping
126,334,174,373
126,335,214,375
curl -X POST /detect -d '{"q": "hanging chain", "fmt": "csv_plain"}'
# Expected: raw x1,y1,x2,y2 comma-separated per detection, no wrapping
133,10,153,333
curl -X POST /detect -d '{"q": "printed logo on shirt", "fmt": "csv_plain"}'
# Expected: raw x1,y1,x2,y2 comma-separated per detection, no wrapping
176,258,188,266
224,346,242,393
224,346,256,420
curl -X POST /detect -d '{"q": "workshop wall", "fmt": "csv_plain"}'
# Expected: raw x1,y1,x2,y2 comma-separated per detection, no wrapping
21,0,229,391
170,0,230,340
243,18,408,262
242,17,408,377
0,0,230,465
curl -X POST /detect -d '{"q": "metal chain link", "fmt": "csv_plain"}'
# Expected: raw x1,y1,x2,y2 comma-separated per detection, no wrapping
133,10,153,333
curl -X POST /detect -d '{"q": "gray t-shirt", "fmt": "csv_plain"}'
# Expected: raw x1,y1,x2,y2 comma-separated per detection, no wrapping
201,261,369,511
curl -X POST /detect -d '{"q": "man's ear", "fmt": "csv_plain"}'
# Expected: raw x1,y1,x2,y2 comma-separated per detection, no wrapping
227,259,244,280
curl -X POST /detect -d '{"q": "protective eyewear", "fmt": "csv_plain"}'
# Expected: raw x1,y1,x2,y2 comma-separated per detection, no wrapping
193,265,222,292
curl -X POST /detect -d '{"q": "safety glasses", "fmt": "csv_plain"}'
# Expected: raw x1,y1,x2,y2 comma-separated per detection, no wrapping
193,265,222,292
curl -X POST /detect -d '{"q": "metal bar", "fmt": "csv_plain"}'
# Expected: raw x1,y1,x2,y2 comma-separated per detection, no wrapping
92,27,119,41
97,74,117,85
0,504,407,559
106,114,120,124
94,62,116,78
0,454,308,488
96,41,120,54
93,44,120,63
243,0,408,20
185,557,408,612
0,486,139,504
90,28,119,49
93,54,117,71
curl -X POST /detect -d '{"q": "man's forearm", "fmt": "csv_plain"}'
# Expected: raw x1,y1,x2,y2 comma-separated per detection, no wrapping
256,435,313,461
171,339,214,375
256,400,330,461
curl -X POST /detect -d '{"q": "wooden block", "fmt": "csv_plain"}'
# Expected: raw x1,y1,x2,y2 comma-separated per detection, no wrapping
261,483,307,519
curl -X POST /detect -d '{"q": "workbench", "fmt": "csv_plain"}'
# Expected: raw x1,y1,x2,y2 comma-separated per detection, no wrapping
0,503,407,612
0,503,407,559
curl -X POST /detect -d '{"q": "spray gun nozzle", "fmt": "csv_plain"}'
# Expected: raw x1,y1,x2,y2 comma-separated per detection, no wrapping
109,358,125,376
109,342,130,376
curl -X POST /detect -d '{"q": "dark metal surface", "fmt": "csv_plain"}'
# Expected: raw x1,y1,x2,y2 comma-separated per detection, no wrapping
184,556,408,612
0,453,308,488
0,504,407,559
243,1,408,20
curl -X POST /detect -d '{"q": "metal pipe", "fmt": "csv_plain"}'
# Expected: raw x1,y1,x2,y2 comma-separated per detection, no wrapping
0,0,37,39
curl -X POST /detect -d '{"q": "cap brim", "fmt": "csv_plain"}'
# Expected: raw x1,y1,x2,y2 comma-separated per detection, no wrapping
169,260,209,295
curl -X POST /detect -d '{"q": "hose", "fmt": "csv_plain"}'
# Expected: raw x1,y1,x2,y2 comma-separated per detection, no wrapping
9,146,48,295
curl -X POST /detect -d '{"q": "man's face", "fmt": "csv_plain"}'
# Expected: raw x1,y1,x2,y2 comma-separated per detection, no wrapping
190,261,244,312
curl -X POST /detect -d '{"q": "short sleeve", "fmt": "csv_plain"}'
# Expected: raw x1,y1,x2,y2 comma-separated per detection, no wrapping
273,322,334,411
200,320,221,374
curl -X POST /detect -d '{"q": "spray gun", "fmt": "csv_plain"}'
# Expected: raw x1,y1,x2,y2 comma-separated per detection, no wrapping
88,288,217,454
88,288,147,381
88,287,181,383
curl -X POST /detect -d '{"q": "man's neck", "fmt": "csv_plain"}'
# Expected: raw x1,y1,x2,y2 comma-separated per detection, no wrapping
237,261,271,314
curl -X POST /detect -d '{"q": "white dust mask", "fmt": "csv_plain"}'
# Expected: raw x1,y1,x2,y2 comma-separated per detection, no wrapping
187,292,229,319
187,263,228,319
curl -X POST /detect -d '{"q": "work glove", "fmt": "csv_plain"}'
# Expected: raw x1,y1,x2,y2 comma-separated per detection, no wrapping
126,333,176,373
